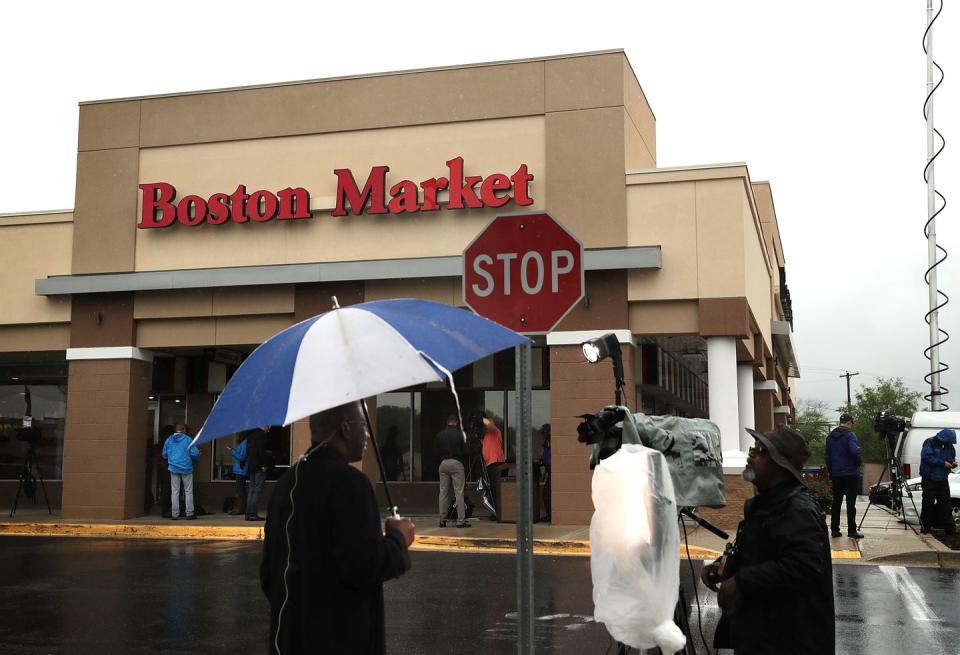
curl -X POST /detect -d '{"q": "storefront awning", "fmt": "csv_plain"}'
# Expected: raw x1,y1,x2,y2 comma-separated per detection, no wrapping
36,246,660,296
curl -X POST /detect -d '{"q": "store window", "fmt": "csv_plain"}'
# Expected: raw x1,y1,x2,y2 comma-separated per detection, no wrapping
0,382,67,481
375,347,550,483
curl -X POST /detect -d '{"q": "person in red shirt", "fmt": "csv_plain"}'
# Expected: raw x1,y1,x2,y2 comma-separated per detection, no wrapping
482,417,506,521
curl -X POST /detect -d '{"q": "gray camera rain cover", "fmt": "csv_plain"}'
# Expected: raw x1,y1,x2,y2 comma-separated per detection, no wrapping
619,410,726,508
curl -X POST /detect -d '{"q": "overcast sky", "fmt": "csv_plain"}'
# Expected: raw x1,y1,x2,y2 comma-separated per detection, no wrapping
1,1,957,417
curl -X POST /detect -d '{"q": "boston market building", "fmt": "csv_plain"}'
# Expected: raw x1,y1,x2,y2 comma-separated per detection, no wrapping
0,51,798,528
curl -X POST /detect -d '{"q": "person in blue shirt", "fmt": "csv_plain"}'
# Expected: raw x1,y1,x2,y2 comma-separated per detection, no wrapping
162,423,201,520
228,432,249,516
920,428,958,534
824,412,863,539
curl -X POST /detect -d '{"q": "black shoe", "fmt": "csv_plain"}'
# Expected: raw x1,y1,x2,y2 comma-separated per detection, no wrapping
185,515,197,520
848,531,865,539
438,519,447,528
831,530,842,538
171,516,181,521
245,515,265,521
456,522,472,529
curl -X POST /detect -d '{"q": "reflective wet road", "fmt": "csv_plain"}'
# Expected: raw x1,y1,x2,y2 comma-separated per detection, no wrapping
1,537,958,654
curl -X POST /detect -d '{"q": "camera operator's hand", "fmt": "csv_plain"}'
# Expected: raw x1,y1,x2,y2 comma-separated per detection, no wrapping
717,577,739,614
700,561,722,593
385,517,415,547
946,460,957,470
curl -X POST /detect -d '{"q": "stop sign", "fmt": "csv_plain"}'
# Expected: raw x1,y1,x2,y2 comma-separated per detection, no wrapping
463,212,584,334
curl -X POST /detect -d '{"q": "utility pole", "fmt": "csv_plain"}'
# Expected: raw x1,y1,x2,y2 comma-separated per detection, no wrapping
839,371,859,411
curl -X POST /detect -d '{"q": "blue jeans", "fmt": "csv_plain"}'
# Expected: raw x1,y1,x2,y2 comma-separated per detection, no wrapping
234,474,248,514
246,469,266,517
170,472,194,518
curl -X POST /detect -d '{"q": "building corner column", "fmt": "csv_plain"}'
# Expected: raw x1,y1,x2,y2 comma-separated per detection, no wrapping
707,336,745,471
737,363,756,452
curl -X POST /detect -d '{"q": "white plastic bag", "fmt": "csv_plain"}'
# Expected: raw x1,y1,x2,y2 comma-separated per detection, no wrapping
590,444,686,654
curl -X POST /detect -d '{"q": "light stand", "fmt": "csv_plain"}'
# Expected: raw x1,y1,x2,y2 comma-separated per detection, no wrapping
581,333,626,407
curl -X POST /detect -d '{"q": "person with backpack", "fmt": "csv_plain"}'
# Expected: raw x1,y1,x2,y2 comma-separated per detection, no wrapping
824,412,863,539
162,423,201,520
920,428,958,534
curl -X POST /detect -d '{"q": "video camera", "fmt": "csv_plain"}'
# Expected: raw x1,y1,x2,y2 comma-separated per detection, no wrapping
874,409,908,437
464,412,487,443
576,407,627,469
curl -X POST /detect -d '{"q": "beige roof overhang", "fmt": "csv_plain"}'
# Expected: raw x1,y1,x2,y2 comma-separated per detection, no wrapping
771,319,800,378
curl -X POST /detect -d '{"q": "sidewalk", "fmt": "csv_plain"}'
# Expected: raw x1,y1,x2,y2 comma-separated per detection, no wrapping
2,497,956,566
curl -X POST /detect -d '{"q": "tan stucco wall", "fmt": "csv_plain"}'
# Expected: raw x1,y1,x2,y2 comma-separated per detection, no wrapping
625,167,775,346
742,192,774,346
135,117,546,271
0,214,73,326
133,286,295,319
365,277,462,306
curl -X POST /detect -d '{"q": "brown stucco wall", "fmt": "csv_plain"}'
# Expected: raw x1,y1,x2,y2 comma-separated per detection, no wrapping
61,358,151,519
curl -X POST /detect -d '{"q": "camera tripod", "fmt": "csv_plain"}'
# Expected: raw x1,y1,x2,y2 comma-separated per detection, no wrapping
857,431,920,534
9,444,52,517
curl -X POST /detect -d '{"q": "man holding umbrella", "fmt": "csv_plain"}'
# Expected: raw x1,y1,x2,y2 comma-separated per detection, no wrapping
261,401,415,655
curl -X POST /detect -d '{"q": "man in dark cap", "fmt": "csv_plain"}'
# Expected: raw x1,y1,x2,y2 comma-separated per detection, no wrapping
824,412,864,539
919,427,957,534
701,425,834,654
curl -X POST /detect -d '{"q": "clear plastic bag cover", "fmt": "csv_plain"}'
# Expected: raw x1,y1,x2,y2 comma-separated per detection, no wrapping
590,444,686,653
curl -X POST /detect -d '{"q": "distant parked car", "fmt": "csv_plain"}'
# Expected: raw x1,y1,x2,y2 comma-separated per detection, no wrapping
868,481,893,509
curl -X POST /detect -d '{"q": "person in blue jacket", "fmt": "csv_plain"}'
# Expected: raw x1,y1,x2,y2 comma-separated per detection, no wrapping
824,412,863,538
920,428,958,534
227,433,249,516
162,422,201,520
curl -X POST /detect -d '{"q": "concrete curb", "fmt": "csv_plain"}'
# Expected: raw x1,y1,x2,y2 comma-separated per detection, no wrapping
0,522,263,541
412,535,722,559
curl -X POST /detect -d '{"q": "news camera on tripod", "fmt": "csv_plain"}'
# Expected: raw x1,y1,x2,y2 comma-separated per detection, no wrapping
576,406,727,655
856,409,923,536
10,423,52,517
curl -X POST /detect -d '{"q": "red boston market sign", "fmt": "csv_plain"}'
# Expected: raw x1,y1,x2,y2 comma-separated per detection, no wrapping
137,157,534,229
463,212,584,334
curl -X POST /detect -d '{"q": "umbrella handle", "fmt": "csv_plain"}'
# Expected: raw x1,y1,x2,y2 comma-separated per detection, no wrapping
360,399,400,518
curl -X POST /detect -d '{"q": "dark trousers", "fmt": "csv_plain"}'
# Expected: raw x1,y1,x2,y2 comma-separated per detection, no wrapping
486,463,502,520
830,475,858,534
246,469,266,518
543,469,551,520
921,477,955,533
234,474,248,514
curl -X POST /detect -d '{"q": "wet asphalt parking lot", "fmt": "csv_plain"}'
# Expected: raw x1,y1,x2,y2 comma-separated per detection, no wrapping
1,537,958,654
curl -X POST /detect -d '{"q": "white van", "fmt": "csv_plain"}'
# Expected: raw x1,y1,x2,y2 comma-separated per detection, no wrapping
896,410,960,529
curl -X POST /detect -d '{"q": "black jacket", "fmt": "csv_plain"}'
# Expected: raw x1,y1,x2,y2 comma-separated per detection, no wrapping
717,480,835,654
246,428,266,473
434,426,467,462
260,447,410,654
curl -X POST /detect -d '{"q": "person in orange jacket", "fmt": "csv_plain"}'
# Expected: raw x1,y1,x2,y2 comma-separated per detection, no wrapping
482,417,506,520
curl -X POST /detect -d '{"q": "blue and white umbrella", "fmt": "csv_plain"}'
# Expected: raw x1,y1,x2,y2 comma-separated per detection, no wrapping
192,298,529,447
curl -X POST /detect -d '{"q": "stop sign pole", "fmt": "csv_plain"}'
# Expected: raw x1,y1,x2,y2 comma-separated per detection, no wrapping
463,212,584,655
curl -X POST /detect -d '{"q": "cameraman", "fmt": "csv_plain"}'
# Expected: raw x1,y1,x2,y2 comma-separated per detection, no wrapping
482,417,506,521
920,428,958,535
701,426,834,654
824,412,864,539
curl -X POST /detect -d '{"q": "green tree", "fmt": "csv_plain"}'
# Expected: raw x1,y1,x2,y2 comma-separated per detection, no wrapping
848,377,923,463
794,399,832,465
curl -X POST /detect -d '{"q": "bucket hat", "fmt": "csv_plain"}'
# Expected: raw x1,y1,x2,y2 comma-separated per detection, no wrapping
745,425,810,483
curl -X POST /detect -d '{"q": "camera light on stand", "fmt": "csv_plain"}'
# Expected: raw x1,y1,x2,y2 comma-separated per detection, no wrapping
581,333,626,406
